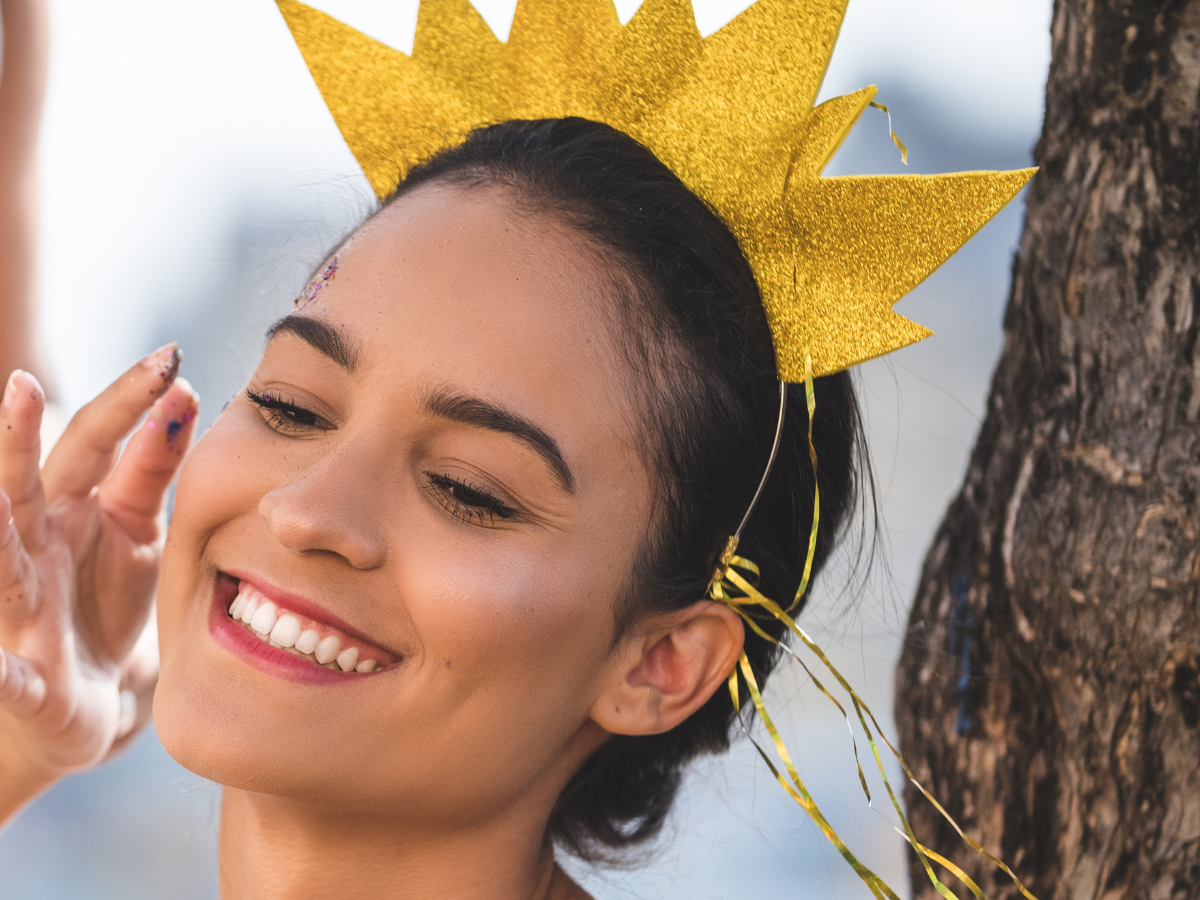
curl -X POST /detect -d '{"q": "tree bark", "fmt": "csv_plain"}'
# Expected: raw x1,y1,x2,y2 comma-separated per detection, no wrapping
895,2,1200,899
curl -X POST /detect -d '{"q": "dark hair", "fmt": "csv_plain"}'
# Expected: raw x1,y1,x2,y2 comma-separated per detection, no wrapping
385,118,871,860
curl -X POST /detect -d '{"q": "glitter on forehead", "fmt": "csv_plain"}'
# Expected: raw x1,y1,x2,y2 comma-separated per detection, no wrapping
295,253,341,309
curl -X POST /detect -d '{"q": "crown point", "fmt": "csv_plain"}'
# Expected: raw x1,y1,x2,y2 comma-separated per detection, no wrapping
279,0,1033,380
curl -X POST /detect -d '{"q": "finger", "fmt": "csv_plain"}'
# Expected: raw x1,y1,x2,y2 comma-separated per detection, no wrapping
107,620,159,757
0,487,38,620
0,370,48,550
98,379,199,544
0,648,47,719
41,343,181,502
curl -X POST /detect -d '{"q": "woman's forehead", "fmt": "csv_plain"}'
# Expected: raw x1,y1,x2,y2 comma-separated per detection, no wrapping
320,189,610,368
339,184,607,336
272,184,642,466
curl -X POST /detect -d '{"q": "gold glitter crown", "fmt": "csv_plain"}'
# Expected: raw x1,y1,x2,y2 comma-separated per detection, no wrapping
276,0,1033,381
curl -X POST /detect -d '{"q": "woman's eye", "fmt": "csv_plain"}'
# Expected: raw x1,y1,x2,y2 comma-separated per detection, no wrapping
424,472,518,527
246,390,332,434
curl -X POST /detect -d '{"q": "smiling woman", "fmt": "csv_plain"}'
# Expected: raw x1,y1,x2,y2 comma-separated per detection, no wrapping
0,0,1033,897
152,121,870,887
0,118,857,899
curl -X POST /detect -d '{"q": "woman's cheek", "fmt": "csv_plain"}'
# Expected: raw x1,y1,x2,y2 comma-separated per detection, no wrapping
172,409,285,535
159,414,274,625
401,531,614,700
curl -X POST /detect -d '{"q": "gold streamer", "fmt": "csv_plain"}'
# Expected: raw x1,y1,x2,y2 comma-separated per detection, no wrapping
786,344,819,612
868,100,909,165
711,347,1040,900
729,653,903,900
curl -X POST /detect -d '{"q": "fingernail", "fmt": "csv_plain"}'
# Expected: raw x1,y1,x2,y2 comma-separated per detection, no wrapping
2,370,39,409
2,370,23,406
145,343,182,384
150,378,199,445
174,377,200,404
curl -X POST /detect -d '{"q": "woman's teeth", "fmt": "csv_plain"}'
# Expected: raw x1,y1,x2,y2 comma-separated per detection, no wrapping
295,627,319,656
229,585,390,673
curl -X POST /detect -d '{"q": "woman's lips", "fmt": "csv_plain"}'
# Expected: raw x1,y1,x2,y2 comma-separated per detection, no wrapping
208,574,399,685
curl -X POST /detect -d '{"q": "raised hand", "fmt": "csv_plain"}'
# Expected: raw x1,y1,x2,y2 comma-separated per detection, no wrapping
0,345,198,822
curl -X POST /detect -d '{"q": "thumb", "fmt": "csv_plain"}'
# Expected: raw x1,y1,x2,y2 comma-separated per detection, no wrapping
0,648,47,719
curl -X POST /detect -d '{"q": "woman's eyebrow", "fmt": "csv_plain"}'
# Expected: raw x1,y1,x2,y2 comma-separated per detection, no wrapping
265,316,361,373
422,386,577,495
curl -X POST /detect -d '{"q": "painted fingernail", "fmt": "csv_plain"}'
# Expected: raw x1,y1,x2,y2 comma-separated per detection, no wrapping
145,343,182,384
148,379,198,445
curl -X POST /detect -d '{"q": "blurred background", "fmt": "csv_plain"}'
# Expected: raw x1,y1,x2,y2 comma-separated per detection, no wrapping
0,0,1051,896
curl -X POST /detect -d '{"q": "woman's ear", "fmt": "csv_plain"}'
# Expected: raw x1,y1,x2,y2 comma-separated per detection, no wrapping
589,600,745,736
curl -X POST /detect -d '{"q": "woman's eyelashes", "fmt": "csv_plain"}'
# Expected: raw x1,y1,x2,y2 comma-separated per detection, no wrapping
424,472,518,527
246,389,334,435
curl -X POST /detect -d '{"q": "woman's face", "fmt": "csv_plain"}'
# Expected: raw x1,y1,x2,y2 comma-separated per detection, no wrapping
154,183,654,826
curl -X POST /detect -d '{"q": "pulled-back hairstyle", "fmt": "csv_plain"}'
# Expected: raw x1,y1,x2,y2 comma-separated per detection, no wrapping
385,117,871,861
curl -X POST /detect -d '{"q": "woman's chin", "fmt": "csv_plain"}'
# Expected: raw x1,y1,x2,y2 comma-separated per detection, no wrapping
153,657,278,793
153,573,391,798
153,646,339,797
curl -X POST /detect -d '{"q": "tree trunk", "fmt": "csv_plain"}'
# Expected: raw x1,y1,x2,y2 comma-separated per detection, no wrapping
895,2,1200,899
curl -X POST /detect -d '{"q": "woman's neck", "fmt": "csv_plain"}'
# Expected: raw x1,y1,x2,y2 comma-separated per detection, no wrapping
217,788,592,900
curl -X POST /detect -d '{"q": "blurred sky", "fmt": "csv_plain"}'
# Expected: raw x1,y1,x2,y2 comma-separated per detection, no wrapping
3,1,1052,897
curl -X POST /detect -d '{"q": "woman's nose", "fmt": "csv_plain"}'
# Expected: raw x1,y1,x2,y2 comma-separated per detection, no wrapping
258,449,388,570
